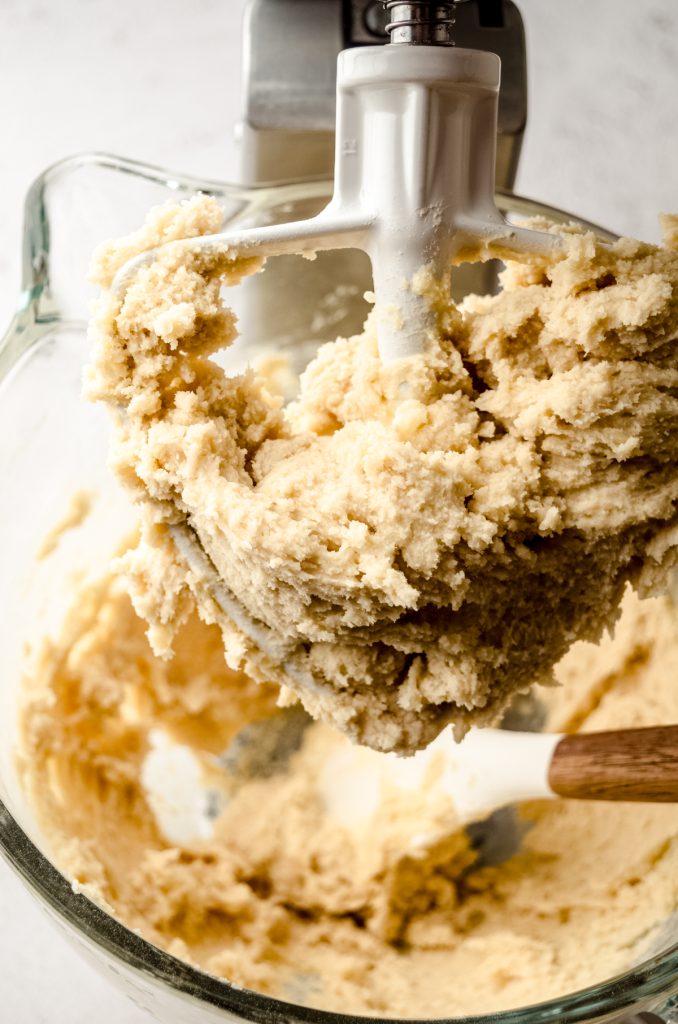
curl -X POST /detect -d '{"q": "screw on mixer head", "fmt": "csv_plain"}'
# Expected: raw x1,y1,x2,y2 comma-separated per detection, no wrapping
383,1,471,45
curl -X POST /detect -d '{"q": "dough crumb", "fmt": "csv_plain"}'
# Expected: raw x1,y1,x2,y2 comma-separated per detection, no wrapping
36,490,95,560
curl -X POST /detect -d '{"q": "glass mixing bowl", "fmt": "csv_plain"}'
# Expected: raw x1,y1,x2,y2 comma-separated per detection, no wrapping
1,153,677,1024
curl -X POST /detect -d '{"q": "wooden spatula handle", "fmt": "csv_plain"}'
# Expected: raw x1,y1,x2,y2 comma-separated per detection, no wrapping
548,726,678,802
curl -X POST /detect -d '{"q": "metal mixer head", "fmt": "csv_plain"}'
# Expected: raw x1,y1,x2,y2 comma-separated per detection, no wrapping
238,0,531,353
240,0,528,189
115,3,558,361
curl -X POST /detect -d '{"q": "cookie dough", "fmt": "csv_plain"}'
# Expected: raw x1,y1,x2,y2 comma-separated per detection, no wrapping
86,198,678,752
20,579,678,1017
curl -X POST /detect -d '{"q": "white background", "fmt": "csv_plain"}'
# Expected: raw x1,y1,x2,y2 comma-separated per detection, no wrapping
1,1,678,1020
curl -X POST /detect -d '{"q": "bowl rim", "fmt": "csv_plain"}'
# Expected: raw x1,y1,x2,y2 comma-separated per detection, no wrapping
2,795,677,1024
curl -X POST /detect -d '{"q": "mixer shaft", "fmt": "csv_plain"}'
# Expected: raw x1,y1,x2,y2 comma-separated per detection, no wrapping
384,1,470,45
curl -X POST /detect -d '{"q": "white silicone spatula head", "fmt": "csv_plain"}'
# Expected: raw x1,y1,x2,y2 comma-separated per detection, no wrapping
320,725,678,834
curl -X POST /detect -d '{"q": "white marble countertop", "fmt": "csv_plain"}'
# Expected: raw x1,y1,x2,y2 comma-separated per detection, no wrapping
1,1,677,1021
